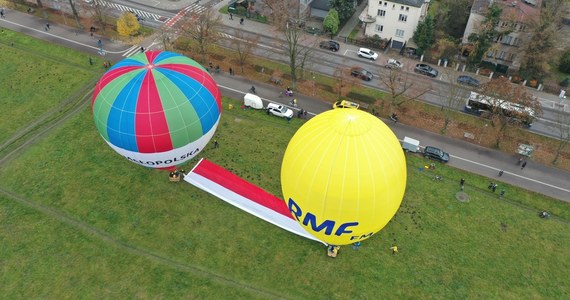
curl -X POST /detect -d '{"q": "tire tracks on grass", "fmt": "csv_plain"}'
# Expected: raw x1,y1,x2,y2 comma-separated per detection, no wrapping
0,88,288,299
0,188,286,299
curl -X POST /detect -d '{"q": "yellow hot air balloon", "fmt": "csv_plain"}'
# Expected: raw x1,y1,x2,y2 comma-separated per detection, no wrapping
281,109,406,245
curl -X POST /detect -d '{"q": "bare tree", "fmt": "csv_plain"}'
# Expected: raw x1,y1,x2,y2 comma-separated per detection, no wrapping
230,30,260,74
477,77,543,147
550,107,570,165
178,9,222,62
262,0,314,88
379,68,431,111
64,0,81,28
438,70,470,134
332,65,352,99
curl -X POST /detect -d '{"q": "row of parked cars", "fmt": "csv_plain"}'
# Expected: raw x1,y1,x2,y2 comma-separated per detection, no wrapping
319,40,483,87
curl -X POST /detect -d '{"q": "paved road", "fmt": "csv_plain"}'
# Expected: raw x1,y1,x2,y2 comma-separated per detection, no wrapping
1,7,569,202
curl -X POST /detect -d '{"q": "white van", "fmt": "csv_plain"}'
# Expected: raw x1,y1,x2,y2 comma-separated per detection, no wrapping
243,93,263,109
402,136,420,153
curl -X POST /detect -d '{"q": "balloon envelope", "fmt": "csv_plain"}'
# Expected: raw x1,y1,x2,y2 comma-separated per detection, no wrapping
281,109,406,245
92,51,221,169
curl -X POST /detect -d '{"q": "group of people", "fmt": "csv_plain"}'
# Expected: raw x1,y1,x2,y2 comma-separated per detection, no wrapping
168,169,186,182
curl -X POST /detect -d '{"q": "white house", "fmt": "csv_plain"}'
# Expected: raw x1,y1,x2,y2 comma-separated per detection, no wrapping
360,0,430,49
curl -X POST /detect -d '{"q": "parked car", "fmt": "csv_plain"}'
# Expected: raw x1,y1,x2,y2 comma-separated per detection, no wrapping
385,58,403,69
319,40,340,52
267,103,294,119
333,100,359,109
423,146,450,163
414,63,438,78
357,48,378,61
350,67,373,81
457,75,480,87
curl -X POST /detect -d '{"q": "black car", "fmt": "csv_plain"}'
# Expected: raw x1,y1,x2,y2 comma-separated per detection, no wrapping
319,40,340,52
350,67,373,81
414,64,438,78
423,146,450,163
457,75,480,87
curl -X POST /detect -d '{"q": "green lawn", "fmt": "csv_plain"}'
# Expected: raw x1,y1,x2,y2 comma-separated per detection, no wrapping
0,31,569,299
0,29,104,144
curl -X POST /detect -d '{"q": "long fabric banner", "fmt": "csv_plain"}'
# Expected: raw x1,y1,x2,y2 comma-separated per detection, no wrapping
184,158,325,244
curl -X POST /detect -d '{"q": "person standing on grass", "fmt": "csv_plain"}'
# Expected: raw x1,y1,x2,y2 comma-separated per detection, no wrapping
390,245,398,254
460,178,465,190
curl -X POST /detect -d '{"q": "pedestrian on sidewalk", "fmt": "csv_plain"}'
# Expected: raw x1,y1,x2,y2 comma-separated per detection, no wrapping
521,161,527,170
229,67,234,75
240,18,244,25
498,170,504,177
1,8,5,18
140,46,144,53
229,13,233,20
46,23,50,30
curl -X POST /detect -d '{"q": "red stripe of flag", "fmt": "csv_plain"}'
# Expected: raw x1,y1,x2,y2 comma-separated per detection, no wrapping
192,159,293,219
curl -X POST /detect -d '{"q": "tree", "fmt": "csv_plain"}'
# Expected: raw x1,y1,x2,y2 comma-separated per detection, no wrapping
477,77,542,147
550,106,570,165
379,68,431,112
413,15,435,56
178,9,222,62
323,9,340,38
560,50,570,74
263,0,314,88
230,30,260,74
435,0,471,39
329,0,355,22
66,0,81,28
438,70,468,134
467,4,503,66
117,12,140,38
519,0,568,81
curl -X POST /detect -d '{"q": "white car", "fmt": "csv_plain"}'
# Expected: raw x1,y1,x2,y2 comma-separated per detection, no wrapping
267,103,294,119
357,48,378,61
385,58,403,69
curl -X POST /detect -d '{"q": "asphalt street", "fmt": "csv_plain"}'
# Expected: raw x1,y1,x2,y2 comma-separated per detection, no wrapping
1,6,569,202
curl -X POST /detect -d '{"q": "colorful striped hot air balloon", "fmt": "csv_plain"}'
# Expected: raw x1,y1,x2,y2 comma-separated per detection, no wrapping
92,51,222,170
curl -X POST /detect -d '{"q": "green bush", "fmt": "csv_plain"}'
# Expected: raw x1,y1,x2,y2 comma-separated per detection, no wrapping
560,50,570,74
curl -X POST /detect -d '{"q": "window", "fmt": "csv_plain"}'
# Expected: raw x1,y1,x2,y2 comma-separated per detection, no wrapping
519,24,526,31
399,14,407,22
502,35,513,45
395,29,404,37
379,1,382,4
513,37,520,46
508,53,516,61
401,6,404,10
497,51,506,60
376,24,384,32
378,9,386,17
384,2,387,6
487,50,495,58
406,7,409,11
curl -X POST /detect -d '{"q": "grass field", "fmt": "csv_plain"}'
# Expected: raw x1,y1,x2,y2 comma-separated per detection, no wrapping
0,30,104,144
1,30,569,299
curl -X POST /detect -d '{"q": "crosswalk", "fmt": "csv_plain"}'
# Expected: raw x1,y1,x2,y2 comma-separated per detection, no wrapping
96,0,165,22
95,1,208,24
164,4,208,27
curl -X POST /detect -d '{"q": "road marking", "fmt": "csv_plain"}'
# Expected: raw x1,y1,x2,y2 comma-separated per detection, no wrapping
97,0,165,22
450,154,570,194
122,45,141,57
164,4,207,28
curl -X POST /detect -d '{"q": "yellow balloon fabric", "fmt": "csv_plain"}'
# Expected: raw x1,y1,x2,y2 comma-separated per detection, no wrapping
281,109,406,245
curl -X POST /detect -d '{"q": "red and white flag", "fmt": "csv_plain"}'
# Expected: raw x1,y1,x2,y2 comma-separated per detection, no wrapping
184,158,325,244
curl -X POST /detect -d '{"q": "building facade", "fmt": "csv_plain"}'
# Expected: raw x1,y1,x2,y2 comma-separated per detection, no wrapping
361,0,430,49
462,0,541,72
